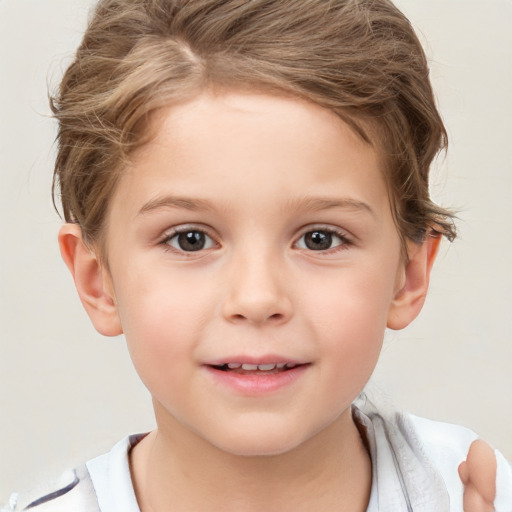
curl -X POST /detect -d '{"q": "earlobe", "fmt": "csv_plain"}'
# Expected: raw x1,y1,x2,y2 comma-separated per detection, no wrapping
58,223,123,337
387,232,441,330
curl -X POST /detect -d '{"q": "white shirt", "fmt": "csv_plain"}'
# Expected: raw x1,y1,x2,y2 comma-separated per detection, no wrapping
5,401,512,511
84,401,512,512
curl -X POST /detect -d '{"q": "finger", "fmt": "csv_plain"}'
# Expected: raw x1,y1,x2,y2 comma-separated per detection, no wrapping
465,440,497,505
463,483,495,512
459,460,470,486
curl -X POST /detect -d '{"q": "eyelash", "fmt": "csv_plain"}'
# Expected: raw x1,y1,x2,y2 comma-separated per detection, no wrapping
294,226,352,254
158,226,352,254
159,226,218,254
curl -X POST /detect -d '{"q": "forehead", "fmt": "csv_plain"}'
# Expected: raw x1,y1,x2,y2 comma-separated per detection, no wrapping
111,91,391,221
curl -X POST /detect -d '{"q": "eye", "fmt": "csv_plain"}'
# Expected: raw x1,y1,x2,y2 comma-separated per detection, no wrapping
164,229,216,252
296,229,348,251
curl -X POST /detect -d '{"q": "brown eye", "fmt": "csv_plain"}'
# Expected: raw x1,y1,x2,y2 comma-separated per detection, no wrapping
304,231,332,250
167,230,214,252
296,229,346,251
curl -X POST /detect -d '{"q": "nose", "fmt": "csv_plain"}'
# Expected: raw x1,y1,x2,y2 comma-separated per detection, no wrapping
221,250,293,326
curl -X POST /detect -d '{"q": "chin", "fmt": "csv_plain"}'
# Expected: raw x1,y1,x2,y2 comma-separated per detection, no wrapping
208,424,312,458
199,409,345,458
218,438,300,458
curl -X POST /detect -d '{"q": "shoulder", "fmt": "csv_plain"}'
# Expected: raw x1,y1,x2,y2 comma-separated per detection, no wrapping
405,413,512,512
2,433,146,512
406,413,479,465
403,414,478,501
354,398,512,511
2,465,100,512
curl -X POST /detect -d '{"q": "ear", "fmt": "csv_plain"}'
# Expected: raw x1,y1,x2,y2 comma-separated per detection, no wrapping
387,232,441,330
58,223,123,337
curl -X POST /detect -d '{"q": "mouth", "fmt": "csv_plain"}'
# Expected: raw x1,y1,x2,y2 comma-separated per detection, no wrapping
204,359,310,393
208,362,306,375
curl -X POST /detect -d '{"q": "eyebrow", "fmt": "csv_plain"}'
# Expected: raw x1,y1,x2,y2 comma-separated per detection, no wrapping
137,194,376,218
286,197,377,218
138,196,216,215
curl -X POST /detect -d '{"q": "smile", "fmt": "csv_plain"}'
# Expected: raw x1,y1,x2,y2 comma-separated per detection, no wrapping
204,360,310,395
211,362,302,374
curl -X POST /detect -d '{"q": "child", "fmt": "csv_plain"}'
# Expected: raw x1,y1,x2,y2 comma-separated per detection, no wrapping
3,0,511,511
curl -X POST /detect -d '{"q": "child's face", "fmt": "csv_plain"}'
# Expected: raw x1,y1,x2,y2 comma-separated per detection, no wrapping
100,91,407,455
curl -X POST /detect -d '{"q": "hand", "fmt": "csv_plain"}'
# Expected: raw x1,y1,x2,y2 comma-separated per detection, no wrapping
459,440,497,512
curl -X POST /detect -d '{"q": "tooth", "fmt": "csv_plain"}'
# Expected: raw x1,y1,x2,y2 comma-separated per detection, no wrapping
285,363,297,368
242,363,258,371
258,364,276,371
227,363,242,369
276,363,286,369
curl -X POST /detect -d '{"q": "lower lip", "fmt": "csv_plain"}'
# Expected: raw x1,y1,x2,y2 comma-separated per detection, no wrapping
204,365,309,395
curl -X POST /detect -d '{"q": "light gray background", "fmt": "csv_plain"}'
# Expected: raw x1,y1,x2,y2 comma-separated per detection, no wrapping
1,0,511,502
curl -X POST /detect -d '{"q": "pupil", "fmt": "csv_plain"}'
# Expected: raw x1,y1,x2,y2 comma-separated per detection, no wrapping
178,231,205,251
305,231,332,250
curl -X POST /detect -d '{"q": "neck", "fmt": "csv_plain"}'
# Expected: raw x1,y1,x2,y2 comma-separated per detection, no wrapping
131,407,371,512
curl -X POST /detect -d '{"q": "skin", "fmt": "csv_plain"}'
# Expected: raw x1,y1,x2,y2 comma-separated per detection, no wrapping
59,90,447,511
459,440,498,512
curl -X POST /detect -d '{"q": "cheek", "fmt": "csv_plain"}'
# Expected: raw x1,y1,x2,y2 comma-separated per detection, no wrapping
301,263,397,379
112,270,212,385
115,261,211,335
304,262,396,333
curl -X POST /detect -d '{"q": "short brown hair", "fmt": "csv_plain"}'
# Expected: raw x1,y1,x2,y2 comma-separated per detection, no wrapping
51,0,456,248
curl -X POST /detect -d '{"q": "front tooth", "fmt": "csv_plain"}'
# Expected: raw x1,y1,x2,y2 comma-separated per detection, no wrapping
285,363,297,368
227,363,242,369
242,363,258,371
258,364,276,371
276,363,286,369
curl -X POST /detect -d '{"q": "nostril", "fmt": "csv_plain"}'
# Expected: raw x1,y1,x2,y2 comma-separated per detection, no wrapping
229,312,285,323
222,296,293,325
